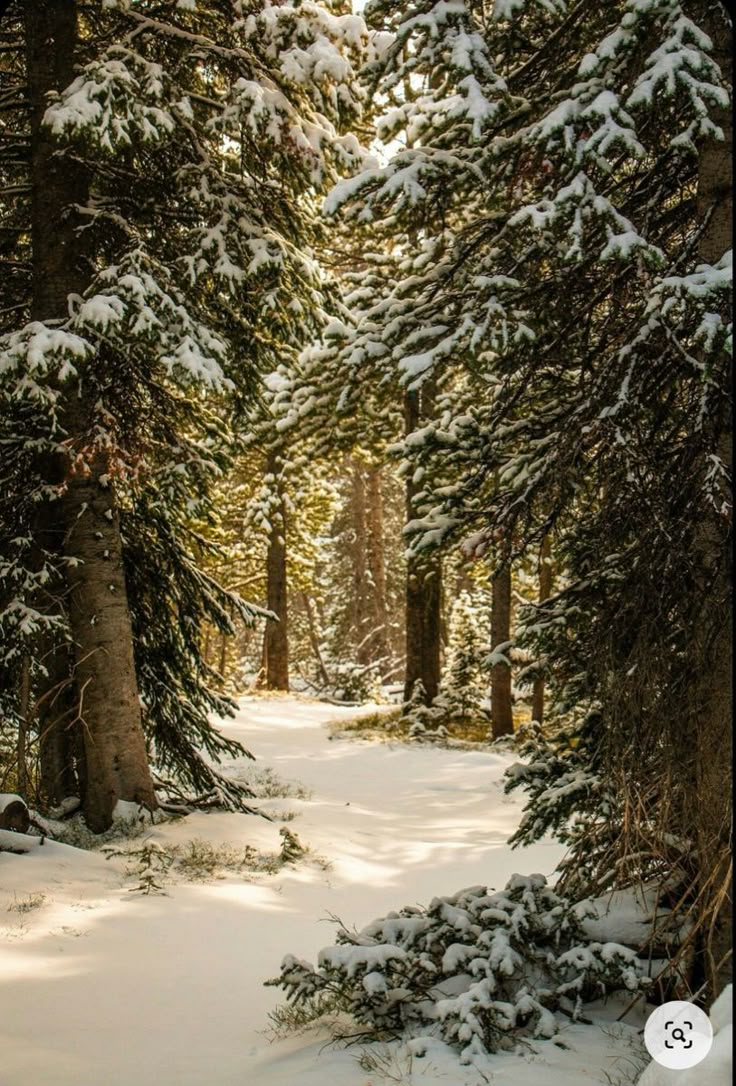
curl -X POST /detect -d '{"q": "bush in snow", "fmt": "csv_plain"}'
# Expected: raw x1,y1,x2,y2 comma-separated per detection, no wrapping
328,660,383,704
269,873,649,1062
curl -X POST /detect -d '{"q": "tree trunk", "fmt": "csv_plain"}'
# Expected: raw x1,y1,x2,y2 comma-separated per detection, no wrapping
366,463,390,671
491,566,514,738
16,656,30,800
302,592,330,687
219,631,228,683
25,0,157,833
62,445,158,832
261,449,289,690
349,458,371,664
531,535,553,725
687,1,732,1002
403,389,442,703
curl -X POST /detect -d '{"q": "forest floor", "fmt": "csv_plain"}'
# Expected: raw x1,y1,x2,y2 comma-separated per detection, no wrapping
0,695,670,1085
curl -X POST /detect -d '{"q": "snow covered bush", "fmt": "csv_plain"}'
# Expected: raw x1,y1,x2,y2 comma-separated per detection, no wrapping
328,660,383,704
270,873,649,1061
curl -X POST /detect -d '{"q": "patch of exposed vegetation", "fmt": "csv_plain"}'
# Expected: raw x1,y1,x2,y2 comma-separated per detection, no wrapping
103,829,328,894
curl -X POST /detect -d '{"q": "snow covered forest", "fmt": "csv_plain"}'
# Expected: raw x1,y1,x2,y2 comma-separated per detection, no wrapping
0,1,732,1084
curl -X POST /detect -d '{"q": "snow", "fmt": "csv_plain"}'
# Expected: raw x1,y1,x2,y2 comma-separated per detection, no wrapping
0,696,725,1085
0,794,25,815
637,985,732,1086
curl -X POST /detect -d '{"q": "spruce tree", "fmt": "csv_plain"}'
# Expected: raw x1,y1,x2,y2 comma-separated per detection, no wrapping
328,0,732,996
0,0,366,828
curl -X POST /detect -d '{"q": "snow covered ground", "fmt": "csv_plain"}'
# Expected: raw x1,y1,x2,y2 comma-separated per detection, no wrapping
0,696,706,1085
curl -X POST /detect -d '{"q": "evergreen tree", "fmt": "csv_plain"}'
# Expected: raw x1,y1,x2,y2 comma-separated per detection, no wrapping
0,0,366,828
442,588,487,725
328,0,732,996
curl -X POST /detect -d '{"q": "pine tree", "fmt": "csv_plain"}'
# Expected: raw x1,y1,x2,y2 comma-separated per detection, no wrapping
0,0,366,828
442,589,487,725
328,0,732,996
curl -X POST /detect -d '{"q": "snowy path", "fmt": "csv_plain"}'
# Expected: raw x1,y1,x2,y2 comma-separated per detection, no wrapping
1,697,638,1086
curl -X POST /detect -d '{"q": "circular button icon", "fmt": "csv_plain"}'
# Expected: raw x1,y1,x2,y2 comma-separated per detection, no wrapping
644,1000,713,1069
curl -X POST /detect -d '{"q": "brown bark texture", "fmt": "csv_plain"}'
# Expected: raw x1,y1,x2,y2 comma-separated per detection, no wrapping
366,464,391,670
261,449,289,690
349,458,371,664
403,389,442,703
531,536,553,726
490,566,514,738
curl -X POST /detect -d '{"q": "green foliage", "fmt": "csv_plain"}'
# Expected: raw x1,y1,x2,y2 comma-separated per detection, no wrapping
270,874,650,1061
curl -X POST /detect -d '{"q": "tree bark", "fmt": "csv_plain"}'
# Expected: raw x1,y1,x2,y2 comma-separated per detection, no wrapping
491,566,514,738
403,389,442,703
301,591,330,687
366,463,390,671
349,458,371,664
687,0,732,1002
25,0,157,832
531,535,553,725
261,448,289,690
16,656,30,800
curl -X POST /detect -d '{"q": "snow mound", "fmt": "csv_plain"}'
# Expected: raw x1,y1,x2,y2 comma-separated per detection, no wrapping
637,984,732,1086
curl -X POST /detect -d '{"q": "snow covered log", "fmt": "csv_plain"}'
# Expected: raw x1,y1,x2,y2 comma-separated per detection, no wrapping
0,829,43,855
0,794,30,834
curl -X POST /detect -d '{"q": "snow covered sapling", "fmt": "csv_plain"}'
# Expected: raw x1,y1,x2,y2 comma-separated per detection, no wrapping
269,873,648,1061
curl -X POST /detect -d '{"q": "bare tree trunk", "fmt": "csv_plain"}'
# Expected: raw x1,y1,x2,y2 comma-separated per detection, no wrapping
687,1,732,1002
25,0,157,833
17,657,30,800
366,463,390,670
403,389,442,703
349,458,371,664
219,631,228,683
531,535,553,725
302,591,330,687
261,449,289,690
491,566,514,738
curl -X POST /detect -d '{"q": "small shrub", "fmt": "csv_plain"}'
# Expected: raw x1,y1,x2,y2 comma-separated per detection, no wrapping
103,839,175,894
248,767,312,801
6,891,46,913
279,827,307,864
269,874,650,1063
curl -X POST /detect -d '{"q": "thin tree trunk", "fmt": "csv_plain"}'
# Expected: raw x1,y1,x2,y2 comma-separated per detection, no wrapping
531,535,553,725
219,631,228,683
491,566,514,738
687,1,732,1001
302,591,330,687
25,0,157,833
350,458,371,664
403,388,442,703
261,449,289,690
366,463,390,671
17,656,30,800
